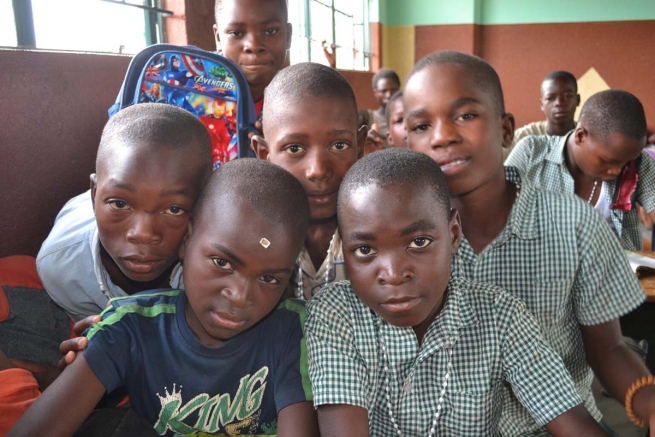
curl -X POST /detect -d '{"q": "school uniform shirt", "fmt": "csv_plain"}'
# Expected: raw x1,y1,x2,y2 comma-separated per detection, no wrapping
306,278,582,437
84,291,312,437
452,167,645,436
506,133,655,250
287,230,346,300
36,190,183,321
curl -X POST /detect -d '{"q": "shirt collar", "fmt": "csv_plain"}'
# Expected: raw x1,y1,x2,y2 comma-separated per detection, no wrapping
504,167,539,241
545,131,574,165
296,229,342,278
432,277,478,347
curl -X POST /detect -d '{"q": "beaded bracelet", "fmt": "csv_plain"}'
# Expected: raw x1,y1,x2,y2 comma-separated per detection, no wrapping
625,374,655,427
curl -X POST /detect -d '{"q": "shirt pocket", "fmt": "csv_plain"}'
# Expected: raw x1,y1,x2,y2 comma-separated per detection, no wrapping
440,383,502,436
528,279,572,329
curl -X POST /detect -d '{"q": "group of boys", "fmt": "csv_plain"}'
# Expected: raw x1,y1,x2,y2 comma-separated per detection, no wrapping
5,0,655,436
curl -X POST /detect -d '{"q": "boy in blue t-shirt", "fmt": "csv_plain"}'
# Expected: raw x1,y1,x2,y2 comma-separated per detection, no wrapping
10,159,318,437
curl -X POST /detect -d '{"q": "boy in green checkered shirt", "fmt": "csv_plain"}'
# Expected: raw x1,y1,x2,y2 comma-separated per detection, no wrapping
403,50,655,435
306,148,608,436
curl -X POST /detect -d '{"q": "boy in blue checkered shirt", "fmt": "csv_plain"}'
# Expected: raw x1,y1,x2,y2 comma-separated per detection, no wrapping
404,50,655,435
306,148,608,436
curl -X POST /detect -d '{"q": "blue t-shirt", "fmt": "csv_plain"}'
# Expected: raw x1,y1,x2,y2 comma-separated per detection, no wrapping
84,290,312,436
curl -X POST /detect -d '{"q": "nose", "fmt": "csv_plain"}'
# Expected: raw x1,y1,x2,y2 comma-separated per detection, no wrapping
127,213,161,245
222,276,254,308
607,165,623,178
243,32,265,53
305,149,332,182
377,253,414,286
431,119,460,149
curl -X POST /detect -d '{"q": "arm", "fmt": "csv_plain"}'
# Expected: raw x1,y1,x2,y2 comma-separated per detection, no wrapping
277,401,320,437
544,405,608,436
581,320,655,433
57,315,100,371
8,353,106,437
317,404,370,437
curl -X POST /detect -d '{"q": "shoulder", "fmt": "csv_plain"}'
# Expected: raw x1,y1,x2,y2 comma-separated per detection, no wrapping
37,191,97,261
452,277,526,321
515,120,547,137
101,289,183,323
307,280,364,318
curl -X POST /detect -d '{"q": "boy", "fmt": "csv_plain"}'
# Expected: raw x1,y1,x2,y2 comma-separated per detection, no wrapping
37,104,212,321
385,90,407,148
252,62,359,299
306,148,608,436
403,50,655,434
506,89,654,251
508,70,580,154
214,0,291,119
10,159,318,437
367,68,401,149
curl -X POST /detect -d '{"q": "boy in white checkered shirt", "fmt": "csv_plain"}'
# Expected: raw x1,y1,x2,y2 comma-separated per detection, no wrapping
404,50,655,435
306,148,608,436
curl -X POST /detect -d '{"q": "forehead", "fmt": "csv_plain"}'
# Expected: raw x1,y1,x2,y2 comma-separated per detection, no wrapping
590,131,645,158
217,0,287,25
404,64,495,112
264,96,357,138
541,78,576,95
375,77,400,90
340,183,448,233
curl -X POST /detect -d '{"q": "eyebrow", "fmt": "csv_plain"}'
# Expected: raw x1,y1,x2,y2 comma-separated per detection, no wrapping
227,19,282,27
400,219,437,236
211,244,245,267
346,231,376,242
451,97,482,109
277,130,355,143
103,180,192,197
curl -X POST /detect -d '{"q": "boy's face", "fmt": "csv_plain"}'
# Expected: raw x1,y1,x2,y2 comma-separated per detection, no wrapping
255,97,358,221
214,0,291,98
340,184,461,330
180,200,299,347
572,127,645,181
404,64,514,196
92,145,205,284
540,78,580,125
374,78,400,109
386,98,407,148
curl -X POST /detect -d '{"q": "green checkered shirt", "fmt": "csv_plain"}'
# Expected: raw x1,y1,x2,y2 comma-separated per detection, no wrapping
506,133,655,250
306,278,583,436
452,167,646,435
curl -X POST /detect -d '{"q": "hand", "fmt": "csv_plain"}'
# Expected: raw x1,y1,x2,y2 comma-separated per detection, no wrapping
57,314,100,371
362,123,384,157
248,120,263,144
10,359,61,391
321,40,337,69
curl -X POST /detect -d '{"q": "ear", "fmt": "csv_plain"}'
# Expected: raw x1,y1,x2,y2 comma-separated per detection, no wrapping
213,24,222,52
357,124,368,149
285,23,292,50
501,113,515,150
178,221,194,263
386,131,394,147
448,208,462,253
539,97,545,113
575,93,581,107
252,134,270,160
574,125,588,147
89,174,98,210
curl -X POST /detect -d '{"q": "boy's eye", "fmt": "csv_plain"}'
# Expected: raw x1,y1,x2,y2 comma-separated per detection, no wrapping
284,144,304,155
331,142,350,151
457,113,476,121
165,206,186,216
353,246,377,258
260,275,279,285
408,237,432,249
212,258,233,271
228,31,243,38
108,200,129,210
264,28,279,36
410,123,429,132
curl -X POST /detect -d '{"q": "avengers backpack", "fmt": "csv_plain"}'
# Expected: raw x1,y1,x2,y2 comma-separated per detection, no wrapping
109,44,256,169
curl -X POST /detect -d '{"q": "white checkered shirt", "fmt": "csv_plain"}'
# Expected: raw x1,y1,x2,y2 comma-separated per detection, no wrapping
307,278,583,436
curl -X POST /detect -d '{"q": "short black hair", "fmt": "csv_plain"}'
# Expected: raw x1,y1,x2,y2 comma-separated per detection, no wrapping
214,0,288,23
195,158,310,245
579,90,647,141
372,68,400,90
385,90,403,125
542,70,578,92
263,62,358,130
338,148,451,221
407,50,505,116
96,103,212,179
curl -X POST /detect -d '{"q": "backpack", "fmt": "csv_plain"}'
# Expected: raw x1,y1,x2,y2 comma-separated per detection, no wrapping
109,44,256,169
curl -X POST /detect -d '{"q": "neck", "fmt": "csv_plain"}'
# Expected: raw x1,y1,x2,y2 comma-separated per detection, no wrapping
305,218,338,271
451,169,517,254
546,119,576,136
249,85,265,103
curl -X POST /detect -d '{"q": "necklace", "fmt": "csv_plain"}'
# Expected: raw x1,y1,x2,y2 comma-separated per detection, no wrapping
587,180,599,204
296,233,336,300
380,336,452,437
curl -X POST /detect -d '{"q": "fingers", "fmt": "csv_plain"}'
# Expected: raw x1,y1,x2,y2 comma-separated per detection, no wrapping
57,349,81,372
73,314,101,336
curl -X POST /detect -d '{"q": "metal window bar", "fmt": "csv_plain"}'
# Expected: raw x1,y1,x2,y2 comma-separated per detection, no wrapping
99,0,173,16
12,0,36,47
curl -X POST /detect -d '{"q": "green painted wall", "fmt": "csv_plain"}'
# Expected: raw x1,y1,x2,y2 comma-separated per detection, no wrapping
379,0,655,26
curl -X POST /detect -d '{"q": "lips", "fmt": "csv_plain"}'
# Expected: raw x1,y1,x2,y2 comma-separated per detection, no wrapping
436,157,470,175
211,311,247,330
307,190,338,205
381,296,421,313
121,257,164,274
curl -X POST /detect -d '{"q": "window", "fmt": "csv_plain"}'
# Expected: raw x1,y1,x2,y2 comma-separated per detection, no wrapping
4,0,167,55
288,0,370,71
0,1,17,47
